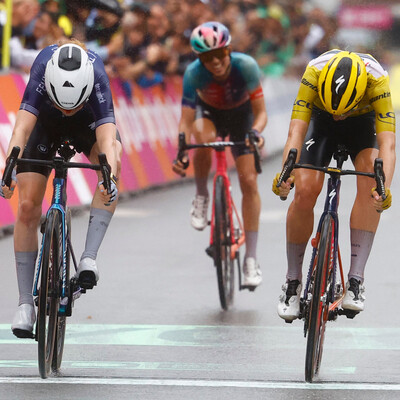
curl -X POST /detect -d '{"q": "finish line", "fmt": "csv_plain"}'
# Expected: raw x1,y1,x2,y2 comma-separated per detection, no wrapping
0,377,399,391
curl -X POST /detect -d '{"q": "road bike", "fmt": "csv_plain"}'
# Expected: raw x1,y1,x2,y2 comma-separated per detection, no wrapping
277,145,386,382
176,132,261,310
2,141,112,379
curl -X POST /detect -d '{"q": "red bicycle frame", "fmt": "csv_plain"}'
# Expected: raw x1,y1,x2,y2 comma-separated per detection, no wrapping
208,143,245,260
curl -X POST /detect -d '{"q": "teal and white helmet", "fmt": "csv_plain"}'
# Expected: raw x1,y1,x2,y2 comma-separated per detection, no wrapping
190,21,231,54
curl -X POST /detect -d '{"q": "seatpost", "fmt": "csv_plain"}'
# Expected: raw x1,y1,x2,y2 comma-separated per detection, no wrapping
333,145,348,169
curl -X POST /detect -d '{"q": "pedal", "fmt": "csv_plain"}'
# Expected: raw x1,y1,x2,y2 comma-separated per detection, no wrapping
241,284,257,292
205,245,215,259
12,329,35,339
77,271,97,290
338,308,360,319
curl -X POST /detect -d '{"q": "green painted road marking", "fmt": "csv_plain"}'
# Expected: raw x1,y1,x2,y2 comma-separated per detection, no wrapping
0,324,399,349
0,377,399,390
0,360,356,374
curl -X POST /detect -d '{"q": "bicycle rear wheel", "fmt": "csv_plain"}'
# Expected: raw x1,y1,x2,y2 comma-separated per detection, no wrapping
305,215,334,382
37,210,62,379
214,175,235,310
51,210,71,373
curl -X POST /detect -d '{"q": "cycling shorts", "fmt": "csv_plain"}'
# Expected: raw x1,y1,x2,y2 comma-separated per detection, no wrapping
195,98,254,158
17,108,121,177
299,108,377,167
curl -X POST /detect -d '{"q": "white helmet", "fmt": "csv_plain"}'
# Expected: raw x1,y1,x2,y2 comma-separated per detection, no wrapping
45,44,94,110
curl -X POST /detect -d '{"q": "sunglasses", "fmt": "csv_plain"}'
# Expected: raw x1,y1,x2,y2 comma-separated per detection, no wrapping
199,47,230,63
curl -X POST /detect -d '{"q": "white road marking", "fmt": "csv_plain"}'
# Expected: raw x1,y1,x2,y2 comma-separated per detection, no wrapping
0,377,399,390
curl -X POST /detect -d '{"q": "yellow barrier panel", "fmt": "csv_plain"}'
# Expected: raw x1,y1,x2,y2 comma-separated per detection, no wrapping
1,0,12,69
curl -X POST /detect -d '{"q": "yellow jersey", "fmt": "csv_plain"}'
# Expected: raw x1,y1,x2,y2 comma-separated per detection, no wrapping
291,49,395,134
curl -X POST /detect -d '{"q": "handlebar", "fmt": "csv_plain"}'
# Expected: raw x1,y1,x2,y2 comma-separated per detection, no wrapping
277,147,386,203
2,146,112,193
176,132,262,174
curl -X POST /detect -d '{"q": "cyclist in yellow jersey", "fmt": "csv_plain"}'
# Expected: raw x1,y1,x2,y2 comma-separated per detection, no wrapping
272,50,396,322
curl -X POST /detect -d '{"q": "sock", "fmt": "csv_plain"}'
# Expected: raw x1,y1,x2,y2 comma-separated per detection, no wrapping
286,242,307,282
348,228,375,283
15,251,37,306
245,230,258,260
195,176,209,198
81,208,113,261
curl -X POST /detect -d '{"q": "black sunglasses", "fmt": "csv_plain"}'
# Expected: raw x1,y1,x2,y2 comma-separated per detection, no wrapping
199,47,230,63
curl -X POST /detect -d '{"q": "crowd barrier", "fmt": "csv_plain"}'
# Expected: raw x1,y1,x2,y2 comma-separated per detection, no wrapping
0,73,298,230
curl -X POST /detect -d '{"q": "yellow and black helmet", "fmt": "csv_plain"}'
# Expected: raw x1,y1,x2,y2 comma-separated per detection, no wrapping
318,51,367,115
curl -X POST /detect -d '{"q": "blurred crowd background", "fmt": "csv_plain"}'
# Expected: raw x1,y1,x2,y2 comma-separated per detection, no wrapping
1,0,400,93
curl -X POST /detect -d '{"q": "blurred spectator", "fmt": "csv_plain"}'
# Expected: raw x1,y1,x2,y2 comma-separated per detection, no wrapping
3,0,379,84
9,0,41,70
24,10,66,50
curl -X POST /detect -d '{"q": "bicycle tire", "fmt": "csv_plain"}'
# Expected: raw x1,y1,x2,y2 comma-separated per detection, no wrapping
214,176,235,310
305,215,334,382
51,209,71,373
37,210,62,379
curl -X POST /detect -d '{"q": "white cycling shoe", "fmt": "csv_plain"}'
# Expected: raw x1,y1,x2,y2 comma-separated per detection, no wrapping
342,278,365,312
75,257,99,289
11,303,36,338
190,195,209,231
242,257,262,290
277,280,302,322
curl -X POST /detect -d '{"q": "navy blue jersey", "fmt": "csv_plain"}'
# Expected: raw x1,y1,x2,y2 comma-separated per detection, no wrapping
20,44,115,128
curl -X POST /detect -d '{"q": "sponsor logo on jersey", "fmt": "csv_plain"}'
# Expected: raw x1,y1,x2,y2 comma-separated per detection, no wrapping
370,92,391,104
95,83,106,104
301,78,318,92
294,99,313,110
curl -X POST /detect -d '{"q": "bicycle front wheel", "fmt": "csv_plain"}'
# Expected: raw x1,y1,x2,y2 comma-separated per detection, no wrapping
305,215,334,382
37,209,62,379
51,209,71,373
214,175,235,310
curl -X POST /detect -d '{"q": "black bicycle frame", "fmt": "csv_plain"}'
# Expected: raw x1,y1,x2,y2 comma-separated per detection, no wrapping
33,159,71,315
303,173,341,302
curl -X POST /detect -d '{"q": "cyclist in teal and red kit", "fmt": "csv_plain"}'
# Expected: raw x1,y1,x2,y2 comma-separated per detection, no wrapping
172,22,268,289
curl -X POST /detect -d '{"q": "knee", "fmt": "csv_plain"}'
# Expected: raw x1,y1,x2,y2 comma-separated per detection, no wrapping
239,173,258,195
18,199,42,225
293,186,319,212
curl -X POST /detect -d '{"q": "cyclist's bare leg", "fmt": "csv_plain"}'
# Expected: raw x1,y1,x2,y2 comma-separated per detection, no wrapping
351,148,380,232
348,148,380,282
80,141,122,264
235,153,260,232
192,118,216,196
236,153,262,284
14,172,48,252
286,169,324,278
13,172,47,309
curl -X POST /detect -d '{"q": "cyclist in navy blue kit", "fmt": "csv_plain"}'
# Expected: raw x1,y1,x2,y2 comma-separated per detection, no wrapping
0,39,121,338
172,22,268,289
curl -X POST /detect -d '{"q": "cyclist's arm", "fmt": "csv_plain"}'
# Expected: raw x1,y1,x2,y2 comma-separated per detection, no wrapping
282,118,308,165
95,123,118,176
249,94,268,142
178,106,196,144
6,110,37,158
377,130,396,189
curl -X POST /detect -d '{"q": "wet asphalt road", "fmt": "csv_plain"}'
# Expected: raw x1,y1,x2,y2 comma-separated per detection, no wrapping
1,135,400,399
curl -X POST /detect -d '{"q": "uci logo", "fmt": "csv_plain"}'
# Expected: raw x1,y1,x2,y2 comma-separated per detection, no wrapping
378,112,395,119
294,100,312,109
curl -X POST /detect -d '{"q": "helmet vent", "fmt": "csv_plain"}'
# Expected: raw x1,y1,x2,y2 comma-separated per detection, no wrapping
63,81,75,88
58,46,82,71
